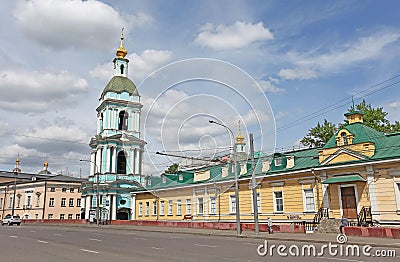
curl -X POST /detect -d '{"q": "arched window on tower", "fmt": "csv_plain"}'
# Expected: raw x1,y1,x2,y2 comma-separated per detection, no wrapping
341,132,348,145
117,151,126,174
100,113,104,132
120,64,124,75
118,111,129,130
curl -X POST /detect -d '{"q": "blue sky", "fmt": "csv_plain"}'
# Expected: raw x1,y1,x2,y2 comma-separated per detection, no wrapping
0,0,399,176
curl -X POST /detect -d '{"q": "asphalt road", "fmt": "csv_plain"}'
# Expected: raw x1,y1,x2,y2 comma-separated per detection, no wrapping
0,224,399,262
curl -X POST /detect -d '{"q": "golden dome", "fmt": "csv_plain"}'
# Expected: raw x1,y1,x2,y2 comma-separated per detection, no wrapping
116,27,128,58
235,120,246,144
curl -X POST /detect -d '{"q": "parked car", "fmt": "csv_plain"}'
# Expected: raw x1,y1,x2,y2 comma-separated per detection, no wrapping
1,215,21,226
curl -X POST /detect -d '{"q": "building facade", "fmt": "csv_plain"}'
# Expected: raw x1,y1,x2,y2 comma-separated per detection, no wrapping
81,31,146,222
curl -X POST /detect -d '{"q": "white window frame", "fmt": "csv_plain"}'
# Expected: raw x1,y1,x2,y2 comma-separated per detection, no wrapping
274,157,282,166
251,191,261,213
69,198,74,207
68,214,73,220
36,194,40,207
168,200,173,215
152,201,157,216
395,181,400,213
48,214,53,219
186,199,191,215
229,195,236,214
49,198,54,207
76,198,81,207
177,200,182,215
138,202,143,216
209,196,216,214
145,202,150,216
198,197,204,214
61,198,66,207
160,201,165,215
273,191,284,213
303,188,315,212
60,214,65,220
8,196,13,209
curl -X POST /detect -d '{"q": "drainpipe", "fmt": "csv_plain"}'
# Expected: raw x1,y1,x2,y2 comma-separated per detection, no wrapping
2,186,8,219
311,169,321,211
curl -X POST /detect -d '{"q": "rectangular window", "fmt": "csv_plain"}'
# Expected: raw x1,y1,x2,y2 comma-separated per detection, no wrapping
48,214,53,219
145,202,149,216
274,157,282,166
49,198,55,207
177,200,182,216
69,198,74,207
198,197,204,214
230,195,236,214
168,200,173,215
210,196,216,214
36,194,40,207
50,187,55,192
152,201,157,216
186,199,191,215
76,214,80,220
62,188,67,193
68,214,73,220
0,197,3,209
61,198,66,207
160,201,165,215
138,202,143,216
17,196,21,208
8,196,13,209
60,214,65,220
76,199,81,207
27,195,31,208
70,188,74,193
252,192,261,213
303,189,315,212
274,191,284,213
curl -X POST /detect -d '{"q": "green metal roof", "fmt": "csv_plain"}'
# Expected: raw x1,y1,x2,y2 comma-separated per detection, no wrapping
322,174,366,184
324,122,386,149
102,76,138,97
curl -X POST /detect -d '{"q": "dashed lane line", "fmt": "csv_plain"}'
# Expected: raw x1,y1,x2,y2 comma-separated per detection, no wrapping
92,233,102,236
37,240,48,244
194,244,218,248
81,249,99,254
9,236,18,238
151,247,163,250
88,238,102,242
53,233,63,236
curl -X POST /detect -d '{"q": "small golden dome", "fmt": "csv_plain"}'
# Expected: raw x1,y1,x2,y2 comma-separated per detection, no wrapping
44,161,49,168
235,120,246,144
116,27,128,58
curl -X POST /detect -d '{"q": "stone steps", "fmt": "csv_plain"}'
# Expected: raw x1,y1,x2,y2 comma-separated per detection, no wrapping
314,218,341,234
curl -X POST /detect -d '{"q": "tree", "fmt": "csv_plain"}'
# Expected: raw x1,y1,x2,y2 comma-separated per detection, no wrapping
300,119,336,148
301,100,400,148
344,100,400,133
164,163,179,174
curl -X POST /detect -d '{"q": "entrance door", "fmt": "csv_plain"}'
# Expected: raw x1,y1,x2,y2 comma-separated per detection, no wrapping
341,186,357,219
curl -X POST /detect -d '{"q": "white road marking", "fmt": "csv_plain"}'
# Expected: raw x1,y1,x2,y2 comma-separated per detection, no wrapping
243,242,259,246
30,231,36,233
170,236,184,239
151,247,163,250
53,233,63,236
138,237,147,240
194,244,218,248
37,240,48,244
88,238,102,242
9,236,18,238
81,249,99,254
320,257,364,262
92,232,102,236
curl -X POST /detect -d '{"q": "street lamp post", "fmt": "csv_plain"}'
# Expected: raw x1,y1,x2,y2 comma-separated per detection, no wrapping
11,157,21,217
80,159,100,226
209,120,241,236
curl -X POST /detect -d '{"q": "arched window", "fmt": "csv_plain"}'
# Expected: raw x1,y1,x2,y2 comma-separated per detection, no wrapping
341,132,348,145
100,113,103,131
118,111,129,130
117,151,126,174
120,64,124,75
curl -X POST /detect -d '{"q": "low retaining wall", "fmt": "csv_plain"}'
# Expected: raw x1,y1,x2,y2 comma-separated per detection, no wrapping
344,226,400,239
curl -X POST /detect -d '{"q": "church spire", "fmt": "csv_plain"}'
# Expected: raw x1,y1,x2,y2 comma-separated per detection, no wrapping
12,154,21,173
116,27,128,58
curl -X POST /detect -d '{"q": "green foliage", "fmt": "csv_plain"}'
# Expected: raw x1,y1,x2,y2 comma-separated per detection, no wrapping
300,119,336,148
164,163,179,174
301,100,400,148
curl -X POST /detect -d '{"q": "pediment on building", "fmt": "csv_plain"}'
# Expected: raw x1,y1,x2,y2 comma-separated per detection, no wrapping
320,147,367,165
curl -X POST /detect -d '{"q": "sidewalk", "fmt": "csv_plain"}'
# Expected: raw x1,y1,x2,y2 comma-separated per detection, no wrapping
40,222,400,249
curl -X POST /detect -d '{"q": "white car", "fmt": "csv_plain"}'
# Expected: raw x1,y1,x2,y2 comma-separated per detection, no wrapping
1,215,21,226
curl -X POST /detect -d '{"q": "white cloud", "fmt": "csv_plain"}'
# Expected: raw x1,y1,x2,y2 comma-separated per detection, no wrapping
194,21,274,50
0,69,87,112
283,32,400,78
13,0,152,50
389,101,400,108
90,49,173,83
256,79,284,93
279,68,317,80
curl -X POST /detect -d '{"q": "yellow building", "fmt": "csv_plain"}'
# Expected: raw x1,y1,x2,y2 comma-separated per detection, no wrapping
131,111,400,228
